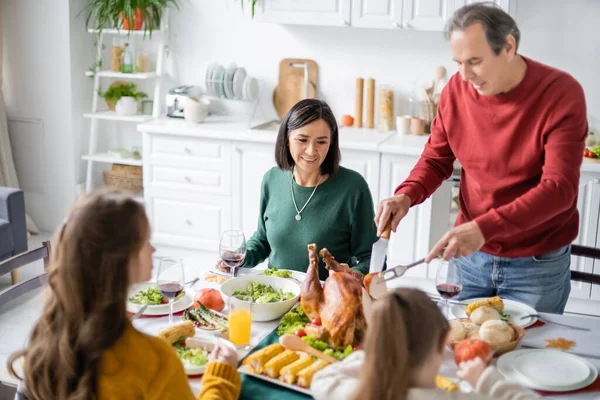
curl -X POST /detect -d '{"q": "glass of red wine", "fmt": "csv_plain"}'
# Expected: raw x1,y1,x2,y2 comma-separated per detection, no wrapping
219,230,247,280
435,258,462,319
156,257,185,325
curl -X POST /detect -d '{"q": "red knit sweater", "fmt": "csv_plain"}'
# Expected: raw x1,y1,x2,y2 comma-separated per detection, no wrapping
396,57,588,257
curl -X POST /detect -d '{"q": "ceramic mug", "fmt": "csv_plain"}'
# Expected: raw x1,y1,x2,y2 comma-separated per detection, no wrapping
184,97,210,123
115,96,138,116
410,117,426,135
396,115,412,134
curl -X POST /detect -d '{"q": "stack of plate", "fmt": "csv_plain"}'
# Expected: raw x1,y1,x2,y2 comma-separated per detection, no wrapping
205,62,260,101
497,349,598,392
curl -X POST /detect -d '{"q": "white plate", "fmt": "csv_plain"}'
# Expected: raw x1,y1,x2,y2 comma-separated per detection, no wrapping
497,349,598,392
127,283,193,316
232,67,246,100
210,64,224,97
244,76,259,101
224,63,237,99
239,364,312,396
205,62,218,94
512,350,591,388
451,298,537,328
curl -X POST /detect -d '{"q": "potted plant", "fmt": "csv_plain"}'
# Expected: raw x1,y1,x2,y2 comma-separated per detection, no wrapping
100,82,148,116
82,0,180,36
240,0,258,19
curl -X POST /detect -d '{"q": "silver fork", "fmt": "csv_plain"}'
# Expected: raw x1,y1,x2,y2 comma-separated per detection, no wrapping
519,314,591,331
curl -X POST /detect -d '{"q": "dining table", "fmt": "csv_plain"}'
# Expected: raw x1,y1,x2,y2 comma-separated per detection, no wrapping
1,261,600,400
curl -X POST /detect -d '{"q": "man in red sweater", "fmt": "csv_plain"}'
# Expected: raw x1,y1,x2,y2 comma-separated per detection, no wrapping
375,3,587,313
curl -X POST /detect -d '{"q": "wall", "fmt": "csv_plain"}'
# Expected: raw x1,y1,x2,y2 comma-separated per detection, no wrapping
167,0,599,131
1,0,91,232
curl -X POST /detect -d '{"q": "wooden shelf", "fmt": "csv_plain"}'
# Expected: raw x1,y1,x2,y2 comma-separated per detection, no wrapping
82,153,143,166
87,29,161,36
83,111,152,123
85,71,158,79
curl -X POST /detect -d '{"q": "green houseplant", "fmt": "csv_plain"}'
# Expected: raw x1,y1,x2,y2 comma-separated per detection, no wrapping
240,0,258,18
82,0,180,36
100,82,148,112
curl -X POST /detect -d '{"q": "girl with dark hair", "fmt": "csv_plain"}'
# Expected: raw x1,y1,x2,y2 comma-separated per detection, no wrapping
311,288,538,400
216,99,378,280
8,190,241,400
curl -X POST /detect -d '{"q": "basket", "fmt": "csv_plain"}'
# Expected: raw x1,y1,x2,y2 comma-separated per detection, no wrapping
447,318,525,357
103,164,143,194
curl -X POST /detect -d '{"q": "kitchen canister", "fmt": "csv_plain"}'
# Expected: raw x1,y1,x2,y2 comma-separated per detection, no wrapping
396,115,411,134
378,85,394,131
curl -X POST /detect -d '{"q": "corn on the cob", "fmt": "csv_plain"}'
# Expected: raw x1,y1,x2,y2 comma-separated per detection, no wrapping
264,350,299,378
297,360,329,388
280,357,315,384
436,375,459,392
246,343,284,374
157,321,195,344
465,296,504,316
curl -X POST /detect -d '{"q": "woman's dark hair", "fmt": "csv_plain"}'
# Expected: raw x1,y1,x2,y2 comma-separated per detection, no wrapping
275,98,341,175
444,2,520,55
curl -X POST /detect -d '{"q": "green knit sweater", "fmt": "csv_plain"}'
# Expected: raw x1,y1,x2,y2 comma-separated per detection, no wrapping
244,166,378,281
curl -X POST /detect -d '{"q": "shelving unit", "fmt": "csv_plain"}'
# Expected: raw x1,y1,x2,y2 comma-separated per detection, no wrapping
83,21,168,192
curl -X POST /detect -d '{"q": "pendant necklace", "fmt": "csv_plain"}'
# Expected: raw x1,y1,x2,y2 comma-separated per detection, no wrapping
290,167,323,221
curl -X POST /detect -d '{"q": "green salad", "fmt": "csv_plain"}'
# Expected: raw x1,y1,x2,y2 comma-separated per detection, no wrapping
277,305,310,336
173,340,208,366
233,282,295,304
264,267,293,278
129,286,185,305
302,336,353,361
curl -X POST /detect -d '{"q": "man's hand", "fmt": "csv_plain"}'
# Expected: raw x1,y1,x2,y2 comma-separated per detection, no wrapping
375,194,412,236
426,221,485,262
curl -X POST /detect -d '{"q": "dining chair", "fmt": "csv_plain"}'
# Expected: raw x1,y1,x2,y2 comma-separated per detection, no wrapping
570,244,600,285
0,241,51,307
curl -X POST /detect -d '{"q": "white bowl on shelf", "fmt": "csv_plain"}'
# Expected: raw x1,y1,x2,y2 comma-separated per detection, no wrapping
220,275,300,322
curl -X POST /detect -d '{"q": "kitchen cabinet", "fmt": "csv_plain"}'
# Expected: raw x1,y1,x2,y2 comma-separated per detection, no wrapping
401,0,452,31
455,0,514,16
255,0,352,27
351,0,403,29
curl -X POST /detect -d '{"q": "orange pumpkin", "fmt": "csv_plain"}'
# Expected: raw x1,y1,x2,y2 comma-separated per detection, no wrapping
454,338,492,366
193,289,225,312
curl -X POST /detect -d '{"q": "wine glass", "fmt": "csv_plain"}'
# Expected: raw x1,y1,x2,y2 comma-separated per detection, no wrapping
435,258,463,319
219,230,247,279
156,257,184,325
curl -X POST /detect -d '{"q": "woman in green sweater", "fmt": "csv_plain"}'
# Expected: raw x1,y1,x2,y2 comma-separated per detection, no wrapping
217,99,378,280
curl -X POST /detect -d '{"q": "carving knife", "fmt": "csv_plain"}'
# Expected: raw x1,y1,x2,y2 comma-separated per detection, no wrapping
368,220,392,273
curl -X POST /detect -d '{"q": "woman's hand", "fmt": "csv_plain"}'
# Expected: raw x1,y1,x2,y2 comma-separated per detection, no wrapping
209,340,238,367
215,260,230,273
374,194,411,236
456,357,488,388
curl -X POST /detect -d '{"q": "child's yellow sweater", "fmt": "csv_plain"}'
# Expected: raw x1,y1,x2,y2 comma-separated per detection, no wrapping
97,322,241,400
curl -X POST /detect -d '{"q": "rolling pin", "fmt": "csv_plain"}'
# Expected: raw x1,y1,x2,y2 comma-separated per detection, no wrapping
366,78,375,129
354,78,364,128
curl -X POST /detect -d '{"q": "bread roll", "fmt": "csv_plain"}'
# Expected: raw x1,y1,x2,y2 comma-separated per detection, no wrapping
471,306,501,325
463,321,480,338
479,320,512,346
448,319,466,342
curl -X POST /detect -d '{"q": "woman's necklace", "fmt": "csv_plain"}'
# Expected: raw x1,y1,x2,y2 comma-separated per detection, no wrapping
290,167,323,221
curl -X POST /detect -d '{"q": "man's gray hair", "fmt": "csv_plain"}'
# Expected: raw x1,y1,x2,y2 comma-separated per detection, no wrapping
444,2,520,55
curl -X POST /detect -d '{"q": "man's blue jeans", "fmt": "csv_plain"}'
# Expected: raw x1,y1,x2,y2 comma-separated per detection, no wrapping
453,245,572,314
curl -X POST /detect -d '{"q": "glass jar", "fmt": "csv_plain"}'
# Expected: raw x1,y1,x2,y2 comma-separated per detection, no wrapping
135,48,149,73
120,42,133,73
111,38,124,72
378,85,395,131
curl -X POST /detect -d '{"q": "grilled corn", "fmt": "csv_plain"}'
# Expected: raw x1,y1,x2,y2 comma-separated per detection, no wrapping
436,375,459,392
297,359,329,388
157,321,195,344
280,357,315,384
264,350,300,378
246,343,284,374
465,296,504,316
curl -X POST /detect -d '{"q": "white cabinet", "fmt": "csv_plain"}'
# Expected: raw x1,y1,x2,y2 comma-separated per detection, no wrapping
455,0,514,16
340,149,381,206
402,0,451,31
570,173,599,300
351,0,403,29
256,0,352,27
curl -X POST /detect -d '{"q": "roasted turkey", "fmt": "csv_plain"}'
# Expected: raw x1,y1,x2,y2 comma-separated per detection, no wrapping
300,244,367,348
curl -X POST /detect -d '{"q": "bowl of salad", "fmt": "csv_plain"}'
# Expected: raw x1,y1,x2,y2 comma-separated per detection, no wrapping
127,282,192,316
220,275,301,322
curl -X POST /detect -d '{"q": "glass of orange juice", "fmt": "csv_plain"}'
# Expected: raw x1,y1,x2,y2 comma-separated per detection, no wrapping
228,295,253,349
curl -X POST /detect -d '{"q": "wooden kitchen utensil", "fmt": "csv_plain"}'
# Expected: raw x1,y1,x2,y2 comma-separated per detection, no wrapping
354,78,364,128
273,58,318,119
366,78,375,129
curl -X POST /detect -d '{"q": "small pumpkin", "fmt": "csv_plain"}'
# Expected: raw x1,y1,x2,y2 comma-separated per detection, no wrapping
193,289,225,312
453,338,492,367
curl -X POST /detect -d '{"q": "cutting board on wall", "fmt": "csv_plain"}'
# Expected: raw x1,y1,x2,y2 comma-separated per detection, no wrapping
273,58,318,119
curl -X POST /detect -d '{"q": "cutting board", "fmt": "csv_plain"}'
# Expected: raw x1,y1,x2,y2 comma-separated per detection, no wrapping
273,58,318,119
